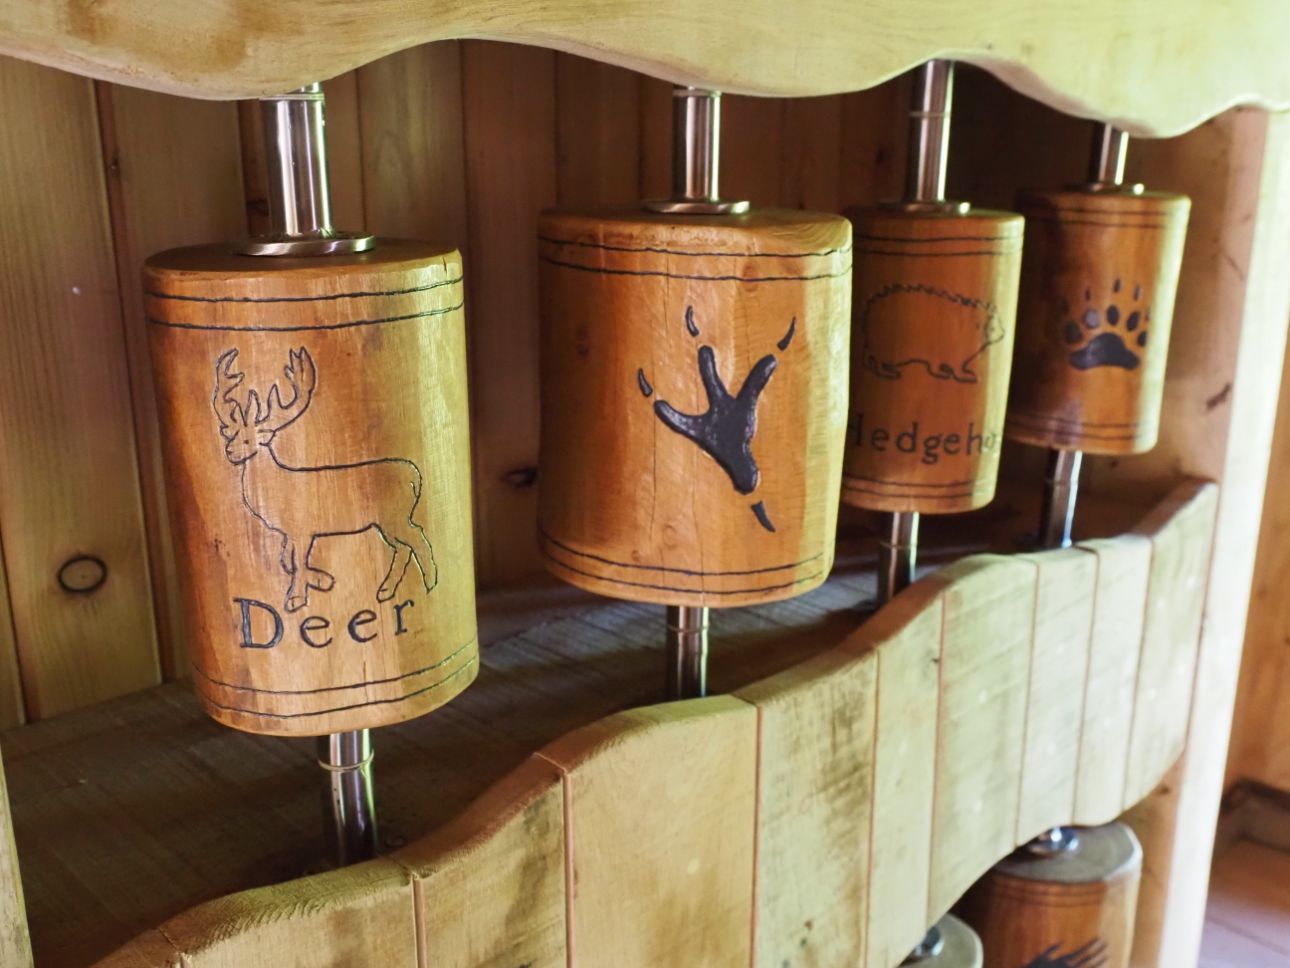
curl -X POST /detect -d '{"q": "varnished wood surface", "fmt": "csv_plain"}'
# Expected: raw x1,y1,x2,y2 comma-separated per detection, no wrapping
537,208,852,606
145,241,478,735
2,1,1290,135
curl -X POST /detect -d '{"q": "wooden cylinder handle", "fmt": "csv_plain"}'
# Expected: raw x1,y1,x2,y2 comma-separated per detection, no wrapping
144,240,479,736
1005,189,1190,455
841,207,1025,515
537,207,852,607
958,822,1142,968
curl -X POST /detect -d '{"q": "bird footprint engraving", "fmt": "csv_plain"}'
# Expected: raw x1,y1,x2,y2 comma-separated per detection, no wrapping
638,307,795,533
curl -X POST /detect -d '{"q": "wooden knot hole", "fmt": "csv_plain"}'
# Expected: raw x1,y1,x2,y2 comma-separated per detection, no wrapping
58,555,107,594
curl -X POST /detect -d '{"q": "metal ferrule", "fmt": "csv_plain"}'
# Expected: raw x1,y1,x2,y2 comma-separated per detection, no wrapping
1026,824,1081,857
878,511,920,604
1082,123,1144,195
241,83,374,256
901,924,946,963
643,87,750,215
901,60,964,211
665,605,710,699
1038,449,1083,550
318,730,378,866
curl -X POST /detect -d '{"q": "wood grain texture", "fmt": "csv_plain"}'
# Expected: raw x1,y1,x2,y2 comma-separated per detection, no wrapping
2,1,1289,136
462,42,557,586
159,859,417,967
537,209,852,606
735,624,878,967
1006,189,1190,455
395,756,566,968
97,83,247,682
539,698,758,968
929,556,1035,918
841,207,1023,514
1014,548,1096,845
961,822,1141,968
0,57,160,718
0,744,30,968
1071,536,1151,826
145,242,478,735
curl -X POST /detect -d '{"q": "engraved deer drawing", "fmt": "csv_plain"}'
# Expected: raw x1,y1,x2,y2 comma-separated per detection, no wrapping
213,346,437,613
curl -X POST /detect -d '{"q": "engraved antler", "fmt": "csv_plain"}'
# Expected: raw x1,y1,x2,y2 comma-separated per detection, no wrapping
259,347,317,431
212,348,248,440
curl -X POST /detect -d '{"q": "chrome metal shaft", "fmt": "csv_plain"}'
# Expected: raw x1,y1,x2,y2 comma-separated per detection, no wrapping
318,731,378,866
1089,123,1129,188
673,88,722,203
260,84,333,239
905,60,954,205
666,605,710,699
1038,449,1083,550
878,511,920,604
901,923,945,963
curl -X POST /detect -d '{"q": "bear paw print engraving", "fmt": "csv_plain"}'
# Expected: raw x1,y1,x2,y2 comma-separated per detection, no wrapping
1019,939,1108,968
1061,278,1149,371
637,306,795,534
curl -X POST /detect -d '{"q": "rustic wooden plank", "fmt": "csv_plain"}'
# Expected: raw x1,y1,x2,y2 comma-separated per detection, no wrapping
461,41,557,585
394,755,566,968
1071,535,1152,825
734,627,878,967
356,44,467,242
721,93,784,206
320,71,366,231
555,54,640,206
780,94,843,213
1204,840,1290,958
0,57,159,717
93,930,180,968
863,582,945,968
638,76,672,200
539,698,757,967
97,82,245,681
1122,482,1217,808
1013,548,1096,844
0,745,30,968
928,555,1035,918
0,534,23,728
838,79,909,209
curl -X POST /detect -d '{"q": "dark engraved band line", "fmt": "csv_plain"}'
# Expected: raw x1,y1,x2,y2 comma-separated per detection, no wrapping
192,636,477,696
856,247,1021,258
539,254,851,283
843,472,995,488
539,527,821,577
541,546,823,597
538,234,853,259
145,274,464,304
148,299,464,333
1022,216,1167,229
852,231,1020,243
1007,414,1143,429
841,482,989,500
199,656,478,719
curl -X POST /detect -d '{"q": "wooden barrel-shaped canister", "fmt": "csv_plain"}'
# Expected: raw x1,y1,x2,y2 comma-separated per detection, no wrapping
959,823,1141,968
1005,190,1190,454
841,207,1024,514
144,240,478,736
537,208,852,607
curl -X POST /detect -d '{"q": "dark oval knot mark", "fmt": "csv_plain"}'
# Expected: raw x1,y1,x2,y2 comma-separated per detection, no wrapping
684,305,699,337
58,555,107,594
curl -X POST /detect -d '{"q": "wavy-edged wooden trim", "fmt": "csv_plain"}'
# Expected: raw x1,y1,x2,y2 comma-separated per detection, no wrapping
93,479,1217,968
1,3,1289,134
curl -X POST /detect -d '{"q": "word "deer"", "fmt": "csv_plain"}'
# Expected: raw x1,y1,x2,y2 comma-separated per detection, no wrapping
213,346,437,613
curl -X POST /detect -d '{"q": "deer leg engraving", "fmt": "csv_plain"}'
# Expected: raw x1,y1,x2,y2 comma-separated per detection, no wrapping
374,518,438,601
283,539,310,613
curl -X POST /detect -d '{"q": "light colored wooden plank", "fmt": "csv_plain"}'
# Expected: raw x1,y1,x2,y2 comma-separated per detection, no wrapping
928,555,1035,919
0,746,30,968
356,43,467,243
863,582,945,968
1014,548,1096,844
1198,919,1290,968
1071,535,1152,825
0,533,24,728
395,755,566,968
540,698,757,968
735,628,878,967
160,859,417,967
461,41,556,586
1125,108,1290,968
0,57,160,717
5,0,1290,139
1204,840,1290,958
1122,482,1217,808
98,82,245,682
555,53,640,206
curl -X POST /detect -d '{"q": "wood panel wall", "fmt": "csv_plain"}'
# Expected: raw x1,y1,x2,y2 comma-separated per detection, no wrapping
0,44,909,726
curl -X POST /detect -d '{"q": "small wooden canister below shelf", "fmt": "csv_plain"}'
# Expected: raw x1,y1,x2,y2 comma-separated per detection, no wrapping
841,206,1025,514
959,822,1141,968
1005,189,1190,454
537,207,852,607
145,240,478,736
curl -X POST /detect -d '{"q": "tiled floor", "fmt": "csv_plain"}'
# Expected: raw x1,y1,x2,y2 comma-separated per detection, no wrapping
1200,839,1290,966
